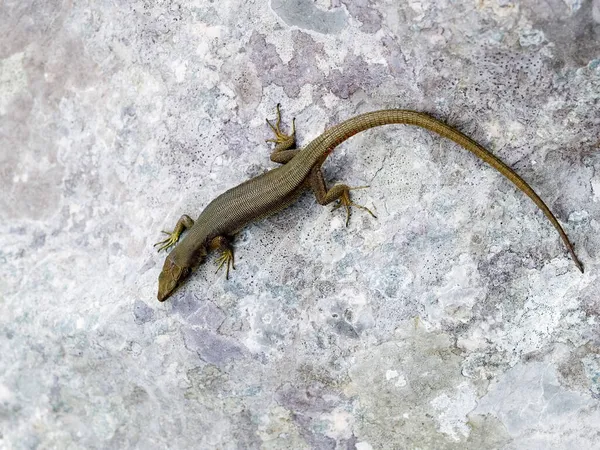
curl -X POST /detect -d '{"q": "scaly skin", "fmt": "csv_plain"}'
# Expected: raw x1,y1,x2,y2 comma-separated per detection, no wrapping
156,107,583,301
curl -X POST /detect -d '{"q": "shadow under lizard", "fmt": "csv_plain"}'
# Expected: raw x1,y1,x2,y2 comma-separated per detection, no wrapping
154,106,583,301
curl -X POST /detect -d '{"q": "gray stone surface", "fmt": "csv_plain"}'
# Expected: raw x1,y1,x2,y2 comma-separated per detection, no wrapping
1,0,600,448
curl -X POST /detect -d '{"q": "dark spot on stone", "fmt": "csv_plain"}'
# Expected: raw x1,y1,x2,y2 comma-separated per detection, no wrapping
171,291,200,318
271,0,347,34
122,105,136,117
9,227,28,235
186,301,226,330
343,308,354,322
340,0,382,33
182,327,245,367
274,382,346,449
31,232,46,249
579,281,600,318
342,434,358,450
125,385,149,405
249,30,326,97
49,376,64,413
185,365,231,398
232,408,262,450
331,319,360,339
531,0,600,67
133,299,155,324
477,250,521,288
250,30,390,100
556,347,593,392
326,55,390,99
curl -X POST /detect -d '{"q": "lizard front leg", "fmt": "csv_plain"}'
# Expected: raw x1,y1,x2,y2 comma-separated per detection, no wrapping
154,214,194,252
308,167,376,227
266,103,298,164
210,236,235,279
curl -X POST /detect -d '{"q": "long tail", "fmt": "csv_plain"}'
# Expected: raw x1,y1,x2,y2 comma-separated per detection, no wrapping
306,109,583,272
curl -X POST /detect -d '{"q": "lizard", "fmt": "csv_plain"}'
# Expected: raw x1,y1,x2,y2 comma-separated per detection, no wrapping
154,105,583,301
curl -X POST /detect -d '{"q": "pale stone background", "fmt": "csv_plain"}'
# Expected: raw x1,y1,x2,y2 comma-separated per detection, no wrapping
1,0,600,448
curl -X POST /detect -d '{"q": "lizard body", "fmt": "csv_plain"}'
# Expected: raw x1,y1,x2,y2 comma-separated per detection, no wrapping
156,107,583,301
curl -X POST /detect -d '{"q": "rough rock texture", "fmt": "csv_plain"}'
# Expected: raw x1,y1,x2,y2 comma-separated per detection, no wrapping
1,0,600,448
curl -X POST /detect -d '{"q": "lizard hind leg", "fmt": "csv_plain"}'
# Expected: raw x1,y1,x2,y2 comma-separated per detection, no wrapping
308,167,376,227
266,104,298,163
210,236,236,279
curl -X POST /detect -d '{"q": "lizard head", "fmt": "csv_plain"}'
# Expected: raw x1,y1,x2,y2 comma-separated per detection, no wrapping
157,246,208,301
157,255,191,302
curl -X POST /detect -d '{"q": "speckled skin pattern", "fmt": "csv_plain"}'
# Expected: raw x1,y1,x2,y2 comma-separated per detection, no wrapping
1,0,600,448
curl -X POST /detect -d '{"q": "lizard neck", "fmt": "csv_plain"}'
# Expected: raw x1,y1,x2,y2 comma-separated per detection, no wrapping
171,224,209,268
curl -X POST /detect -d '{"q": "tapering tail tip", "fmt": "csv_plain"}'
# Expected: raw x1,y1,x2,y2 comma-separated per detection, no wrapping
575,257,584,274
570,248,584,273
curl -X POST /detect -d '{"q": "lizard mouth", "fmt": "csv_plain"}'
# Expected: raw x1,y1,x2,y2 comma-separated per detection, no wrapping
157,285,172,302
157,276,176,302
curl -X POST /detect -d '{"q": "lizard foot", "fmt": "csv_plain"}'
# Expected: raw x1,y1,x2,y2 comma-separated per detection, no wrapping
332,186,377,227
154,230,181,252
266,103,296,146
215,247,236,279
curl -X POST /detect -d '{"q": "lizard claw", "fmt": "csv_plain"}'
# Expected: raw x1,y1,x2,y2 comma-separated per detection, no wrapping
154,230,180,252
333,187,377,227
215,248,235,279
266,104,296,145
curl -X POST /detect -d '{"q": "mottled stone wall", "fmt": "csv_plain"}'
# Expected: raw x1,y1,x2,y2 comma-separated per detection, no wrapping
1,0,599,448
